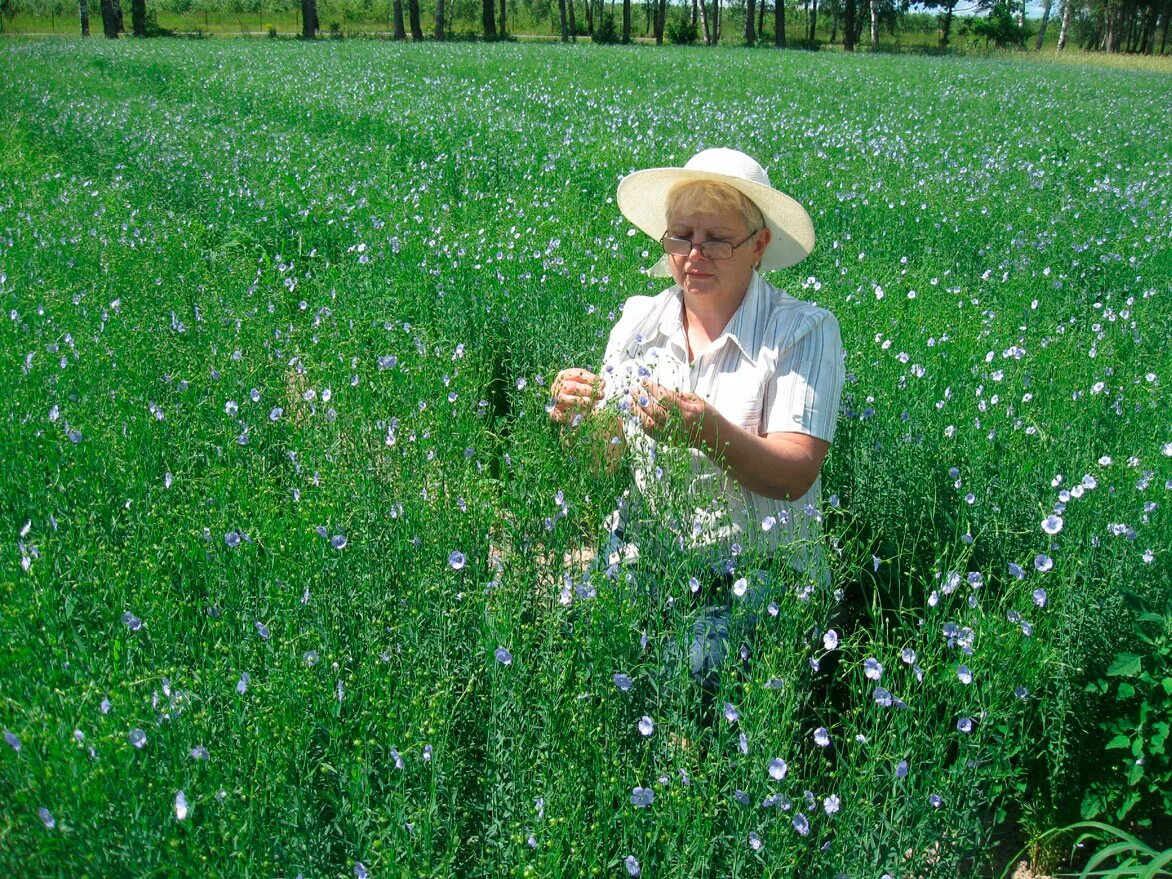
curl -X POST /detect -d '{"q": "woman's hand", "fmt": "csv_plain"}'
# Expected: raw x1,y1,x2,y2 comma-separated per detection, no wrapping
550,368,604,424
633,381,711,447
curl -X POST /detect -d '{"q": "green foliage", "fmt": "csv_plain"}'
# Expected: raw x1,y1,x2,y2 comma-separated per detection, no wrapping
1081,599,1172,828
592,10,618,43
972,1,1027,47
0,39,1168,878
1000,821,1172,879
665,13,698,44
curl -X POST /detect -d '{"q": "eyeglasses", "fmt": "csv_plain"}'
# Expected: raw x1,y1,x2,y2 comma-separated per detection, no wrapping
659,228,761,261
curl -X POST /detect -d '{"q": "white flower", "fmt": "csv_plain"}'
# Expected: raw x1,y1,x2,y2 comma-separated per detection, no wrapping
823,629,839,651
768,758,788,780
813,727,831,747
732,577,748,597
638,716,654,737
1041,514,1063,535
175,790,189,820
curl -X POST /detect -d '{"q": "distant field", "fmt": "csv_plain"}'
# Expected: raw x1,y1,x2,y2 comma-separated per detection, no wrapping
1,39,1168,878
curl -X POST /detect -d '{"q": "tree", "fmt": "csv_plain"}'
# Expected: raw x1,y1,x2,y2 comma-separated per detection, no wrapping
434,0,444,37
654,0,666,42
843,0,855,47
301,0,318,36
774,0,785,44
973,0,1026,46
99,0,118,35
79,0,90,34
481,0,496,37
131,0,144,34
745,0,756,41
622,0,630,40
1056,0,1072,47
921,0,962,46
391,0,406,38
498,0,506,35
557,0,568,40
1035,0,1053,46
869,0,878,47
407,0,422,38
807,0,818,41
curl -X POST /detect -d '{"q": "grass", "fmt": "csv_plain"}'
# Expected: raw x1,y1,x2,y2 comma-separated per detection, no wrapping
0,37,1169,878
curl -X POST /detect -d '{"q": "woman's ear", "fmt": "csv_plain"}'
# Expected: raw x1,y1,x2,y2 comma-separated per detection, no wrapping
754,226,772,267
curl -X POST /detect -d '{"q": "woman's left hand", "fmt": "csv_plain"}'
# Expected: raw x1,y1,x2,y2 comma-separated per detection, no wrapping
633,381,712,448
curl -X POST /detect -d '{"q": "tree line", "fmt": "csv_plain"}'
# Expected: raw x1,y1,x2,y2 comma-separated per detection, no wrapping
6,0,1169,53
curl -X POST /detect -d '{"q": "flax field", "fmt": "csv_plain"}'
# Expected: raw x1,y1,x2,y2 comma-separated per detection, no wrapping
1,38,1169,879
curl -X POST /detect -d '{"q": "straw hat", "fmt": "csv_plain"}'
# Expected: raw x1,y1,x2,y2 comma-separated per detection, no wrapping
616,148,815,277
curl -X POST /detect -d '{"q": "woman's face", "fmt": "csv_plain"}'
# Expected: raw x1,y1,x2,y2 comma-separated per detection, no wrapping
664,206,770,306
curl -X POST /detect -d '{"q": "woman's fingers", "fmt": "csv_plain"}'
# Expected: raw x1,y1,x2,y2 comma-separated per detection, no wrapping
550,368,602,422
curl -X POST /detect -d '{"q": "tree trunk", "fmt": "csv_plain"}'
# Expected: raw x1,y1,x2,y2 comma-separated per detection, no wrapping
1056,0,1071,48
481,0,495,37
434,0,445,37
622,0,631,40
557,0,568,40
79,0,91,35
1017,0,1025,31
700,0,711,42
112,0,124,31
745,0,756,41
940,4,953,46
585,0,593,33
869,0,879,49
391,0,405,37
655,0,666,42
843,0,855,48
568,0,576,39
99,0,119,35
830,1,838,42
407,0,422,38
131,0,145,34
1159,7,1169,53
301,0,317,36
713,0,721,41
758,0,765,36
498,0,506,35
808,0,817,41
1105,0,1120,51
1033,0,1051,47
774,0,785,44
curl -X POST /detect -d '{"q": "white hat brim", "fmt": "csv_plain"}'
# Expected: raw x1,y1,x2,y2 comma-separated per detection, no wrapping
617,167,815,276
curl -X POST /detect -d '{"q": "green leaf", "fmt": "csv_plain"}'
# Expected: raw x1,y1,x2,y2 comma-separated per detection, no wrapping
1118,682,1136,700
1161,677,1172,696
1106,734,1132,750
1108,654,1143,678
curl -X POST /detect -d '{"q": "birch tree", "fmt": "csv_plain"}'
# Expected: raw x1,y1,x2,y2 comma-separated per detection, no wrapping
1056,0,1072,47
870,0,879,48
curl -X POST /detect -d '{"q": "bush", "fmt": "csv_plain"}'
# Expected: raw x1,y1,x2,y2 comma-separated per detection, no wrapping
665,15,697,44
592,11,618,44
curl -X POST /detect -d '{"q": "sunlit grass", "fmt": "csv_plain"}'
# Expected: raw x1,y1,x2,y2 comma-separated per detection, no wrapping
0,38,1168,878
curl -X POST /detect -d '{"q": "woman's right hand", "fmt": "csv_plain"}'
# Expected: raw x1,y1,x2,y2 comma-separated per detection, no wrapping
549,368,604,424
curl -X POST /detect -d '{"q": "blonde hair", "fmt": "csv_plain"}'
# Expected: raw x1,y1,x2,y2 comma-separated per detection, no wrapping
665,179,765,235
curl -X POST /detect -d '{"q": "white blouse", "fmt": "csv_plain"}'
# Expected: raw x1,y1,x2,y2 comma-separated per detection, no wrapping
598,271,844,581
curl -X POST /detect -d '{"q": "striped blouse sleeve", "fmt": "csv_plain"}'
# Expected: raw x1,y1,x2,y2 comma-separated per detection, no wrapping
762,310,844,443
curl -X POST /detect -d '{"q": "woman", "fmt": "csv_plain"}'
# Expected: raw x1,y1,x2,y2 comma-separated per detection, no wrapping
550,148,844,690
